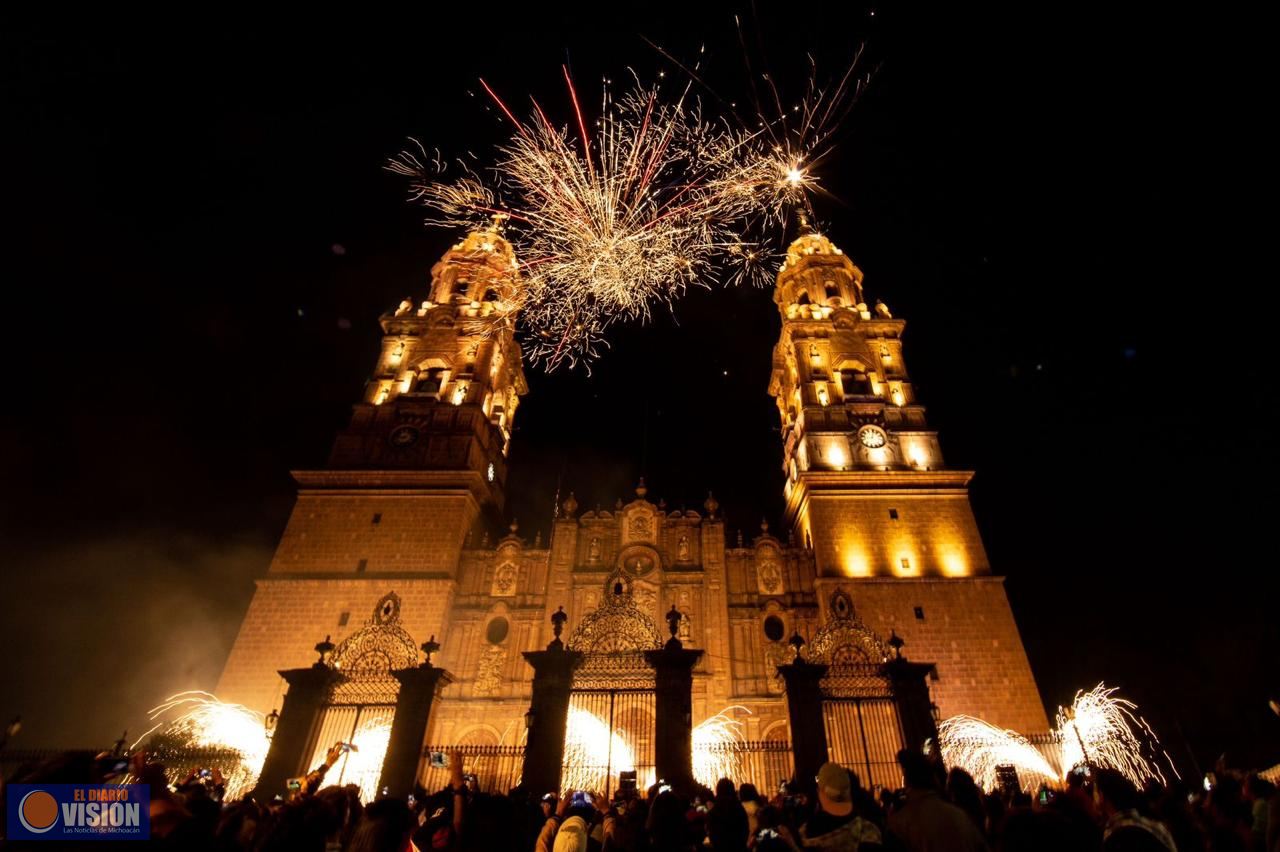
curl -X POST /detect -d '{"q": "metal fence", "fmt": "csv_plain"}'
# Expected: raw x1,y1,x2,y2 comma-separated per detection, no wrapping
2,746,254,794
694,740,794,792
418,744,525,795
563,689,656,798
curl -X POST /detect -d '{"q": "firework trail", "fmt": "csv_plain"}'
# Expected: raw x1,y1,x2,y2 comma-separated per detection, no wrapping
134,691,269,801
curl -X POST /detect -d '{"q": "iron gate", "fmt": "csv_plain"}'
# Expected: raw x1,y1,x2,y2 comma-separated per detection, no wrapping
306,592,420,801
563,652,657,797
809,592,907,791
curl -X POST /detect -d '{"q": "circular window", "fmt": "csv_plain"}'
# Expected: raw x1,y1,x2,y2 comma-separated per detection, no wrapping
763,615,785,642
485,617,510,645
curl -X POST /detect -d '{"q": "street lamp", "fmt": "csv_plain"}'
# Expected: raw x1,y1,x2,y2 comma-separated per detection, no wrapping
264,709,280,741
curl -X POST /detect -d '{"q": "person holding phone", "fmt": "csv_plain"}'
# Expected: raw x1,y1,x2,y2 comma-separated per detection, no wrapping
534,792,559,852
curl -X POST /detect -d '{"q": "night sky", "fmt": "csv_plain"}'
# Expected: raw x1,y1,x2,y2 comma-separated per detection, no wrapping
3,6,1274,772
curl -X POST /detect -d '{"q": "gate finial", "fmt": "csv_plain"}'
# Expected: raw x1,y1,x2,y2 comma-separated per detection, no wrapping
549,605,568,650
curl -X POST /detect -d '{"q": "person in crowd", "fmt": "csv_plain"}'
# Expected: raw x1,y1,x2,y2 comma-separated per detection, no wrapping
536,792,560,852
707,777,750,851
946,768,987,837
798,762,883,851
552,790,598,852
1092,767,1178,852
740,782,764,838
885,749,988,852
1244,775,1275,852
648,788,697,852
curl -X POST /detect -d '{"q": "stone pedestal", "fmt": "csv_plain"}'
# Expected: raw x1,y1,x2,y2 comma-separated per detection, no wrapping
645,642,703,793
521,647,583,796
378,665,453,799
777,659,830,796
252,665,334,801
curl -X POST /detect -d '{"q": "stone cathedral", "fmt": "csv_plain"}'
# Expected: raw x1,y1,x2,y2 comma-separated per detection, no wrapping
217,222,1050,780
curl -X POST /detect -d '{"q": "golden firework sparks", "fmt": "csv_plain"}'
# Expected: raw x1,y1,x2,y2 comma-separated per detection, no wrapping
135,691,270,801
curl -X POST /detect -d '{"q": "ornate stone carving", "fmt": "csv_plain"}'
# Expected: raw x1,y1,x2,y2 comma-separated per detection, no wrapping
567,571,664,653
628,514,652,539
764,641,794,694
758,559,783,594
677,534,691,562
631,581,658,619
473,644,506,697
492,562,517,596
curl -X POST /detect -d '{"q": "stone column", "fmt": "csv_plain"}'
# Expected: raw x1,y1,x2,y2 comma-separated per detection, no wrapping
252,664,334,801
884,658,939,753
521,646,582,796
379,664,453,799
644,642,703,793
777,659,830,796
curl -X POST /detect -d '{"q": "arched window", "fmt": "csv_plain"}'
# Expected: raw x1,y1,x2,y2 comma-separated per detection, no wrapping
417,368,446,395
824,280,840,299
840,368,870,396
797,290,811,306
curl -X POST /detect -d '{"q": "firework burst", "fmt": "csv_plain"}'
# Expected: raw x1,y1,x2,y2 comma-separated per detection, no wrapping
561,705,639,792
328,719,393,803
940,682,1178,791
937,715,1059,791
389,65,821,370
1057,683,1177,787
692,706,750,788
135,691,269,801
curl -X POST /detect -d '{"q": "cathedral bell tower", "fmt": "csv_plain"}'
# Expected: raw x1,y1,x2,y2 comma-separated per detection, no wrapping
767,228,1049,734
769,229,986,580
328,222,528,518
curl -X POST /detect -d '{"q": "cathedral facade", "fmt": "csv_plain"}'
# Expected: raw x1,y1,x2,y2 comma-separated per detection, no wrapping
216,223,1049,768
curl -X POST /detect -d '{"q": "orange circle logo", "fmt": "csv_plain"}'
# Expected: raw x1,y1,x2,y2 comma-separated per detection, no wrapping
18,789,59,833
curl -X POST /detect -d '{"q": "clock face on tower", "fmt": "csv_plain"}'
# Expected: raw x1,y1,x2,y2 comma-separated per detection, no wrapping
388,425,420,448
858,425,887,449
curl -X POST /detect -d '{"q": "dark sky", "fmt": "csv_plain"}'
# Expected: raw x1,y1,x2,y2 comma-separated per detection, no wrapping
2,6,1274,772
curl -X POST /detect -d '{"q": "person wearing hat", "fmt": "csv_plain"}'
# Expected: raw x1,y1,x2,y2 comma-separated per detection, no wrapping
799,762,884,850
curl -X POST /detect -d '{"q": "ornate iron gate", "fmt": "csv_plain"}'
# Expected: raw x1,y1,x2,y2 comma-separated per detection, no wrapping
562,574,663,797
307,593,418,800
811,592,906,790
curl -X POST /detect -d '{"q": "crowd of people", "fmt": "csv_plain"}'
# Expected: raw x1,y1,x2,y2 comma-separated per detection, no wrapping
2,742,1277,851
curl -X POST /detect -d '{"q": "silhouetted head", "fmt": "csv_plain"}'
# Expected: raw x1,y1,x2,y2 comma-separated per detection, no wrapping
897,749,936,790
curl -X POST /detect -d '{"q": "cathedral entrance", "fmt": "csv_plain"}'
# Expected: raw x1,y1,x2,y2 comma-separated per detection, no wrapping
812,593,906,790
820,666,903,790
306,593,418,800
563,574,664,797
